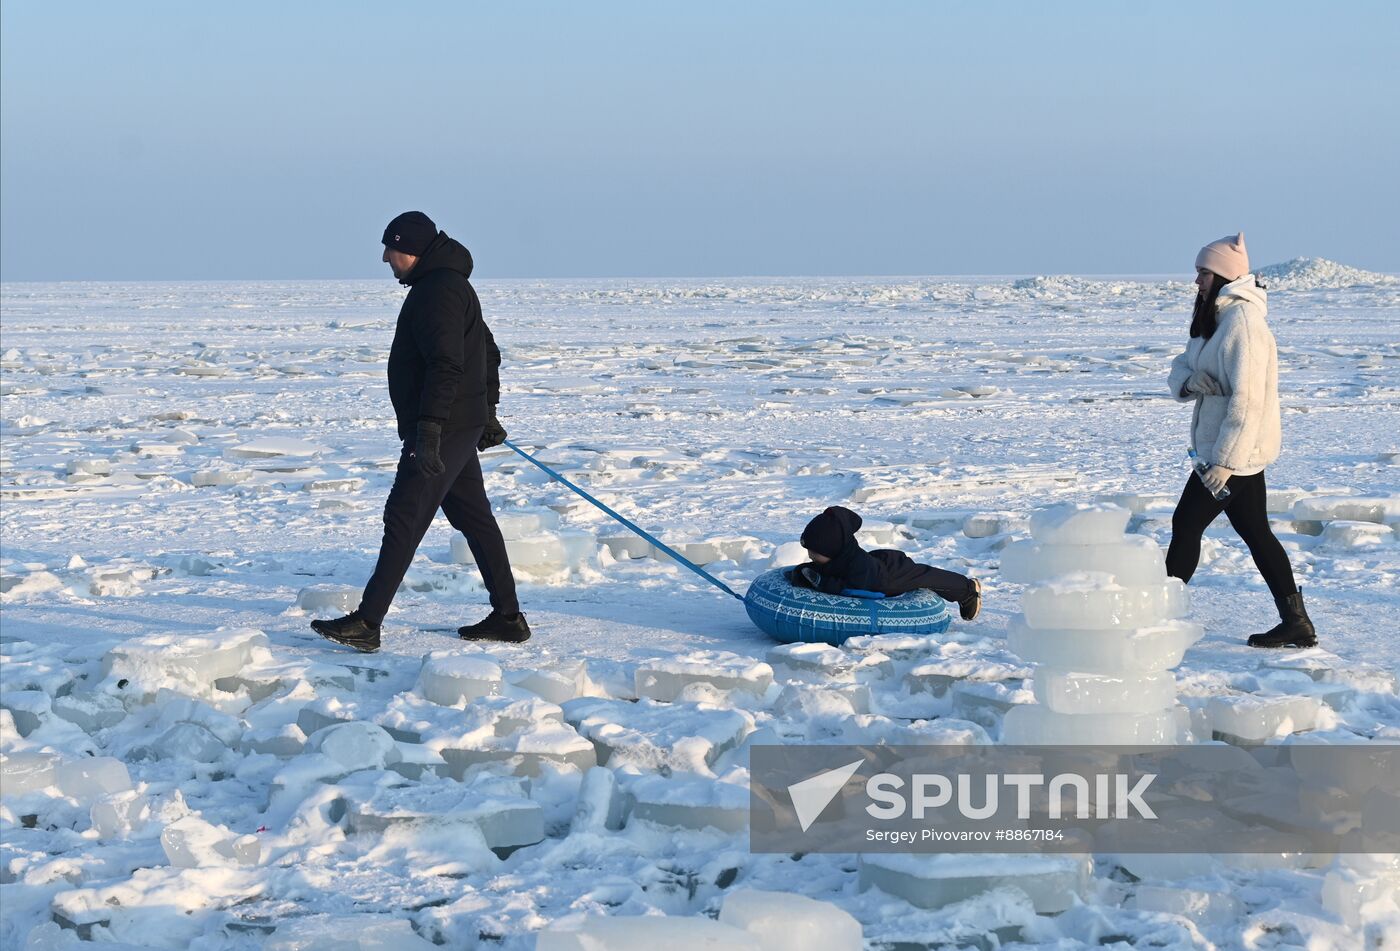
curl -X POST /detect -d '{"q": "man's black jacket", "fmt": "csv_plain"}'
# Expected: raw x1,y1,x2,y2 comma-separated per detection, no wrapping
387,232,500,441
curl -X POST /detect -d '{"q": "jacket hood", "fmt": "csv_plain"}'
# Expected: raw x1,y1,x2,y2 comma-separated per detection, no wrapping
1217,274,1266,314
801,505,864,559
401,232,474,286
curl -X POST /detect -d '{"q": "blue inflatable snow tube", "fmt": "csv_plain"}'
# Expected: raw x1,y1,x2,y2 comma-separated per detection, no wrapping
743,568,953,645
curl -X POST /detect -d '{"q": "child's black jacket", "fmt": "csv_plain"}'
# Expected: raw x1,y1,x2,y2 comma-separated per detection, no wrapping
791,547,944,597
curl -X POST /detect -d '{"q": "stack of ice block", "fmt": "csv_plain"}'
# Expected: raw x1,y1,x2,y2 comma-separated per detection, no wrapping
1000,503,1201,745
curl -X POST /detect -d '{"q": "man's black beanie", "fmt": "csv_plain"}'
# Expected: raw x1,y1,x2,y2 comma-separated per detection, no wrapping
800,506,864,558
383,211,438,256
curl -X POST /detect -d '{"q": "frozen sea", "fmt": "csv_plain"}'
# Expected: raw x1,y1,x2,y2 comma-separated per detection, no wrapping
1,259,1398,949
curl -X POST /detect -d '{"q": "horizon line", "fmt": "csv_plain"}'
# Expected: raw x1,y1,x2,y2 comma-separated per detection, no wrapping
2,261,1384,287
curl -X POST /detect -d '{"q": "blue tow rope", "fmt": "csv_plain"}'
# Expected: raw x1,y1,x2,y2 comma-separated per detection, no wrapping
502,440,745,602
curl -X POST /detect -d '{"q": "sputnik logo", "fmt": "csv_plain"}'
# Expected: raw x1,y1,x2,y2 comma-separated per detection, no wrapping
787,759,863,832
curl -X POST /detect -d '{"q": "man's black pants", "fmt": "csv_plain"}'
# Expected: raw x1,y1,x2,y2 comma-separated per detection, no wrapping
359,425,519,626
1166,469,1298,600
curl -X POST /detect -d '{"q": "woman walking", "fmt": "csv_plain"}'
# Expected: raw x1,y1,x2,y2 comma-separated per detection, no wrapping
1165,232,1316,649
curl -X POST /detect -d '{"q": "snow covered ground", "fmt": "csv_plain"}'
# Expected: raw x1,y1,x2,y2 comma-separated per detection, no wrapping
2,259,1398,949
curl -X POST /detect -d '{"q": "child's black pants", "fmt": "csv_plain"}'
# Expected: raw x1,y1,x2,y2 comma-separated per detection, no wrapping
871,549,973,601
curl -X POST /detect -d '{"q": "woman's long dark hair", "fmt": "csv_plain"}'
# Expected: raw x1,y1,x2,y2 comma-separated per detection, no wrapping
1190,271,1227,340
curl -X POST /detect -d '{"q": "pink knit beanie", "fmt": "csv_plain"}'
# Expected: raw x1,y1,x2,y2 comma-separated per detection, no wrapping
1195,232,1249,281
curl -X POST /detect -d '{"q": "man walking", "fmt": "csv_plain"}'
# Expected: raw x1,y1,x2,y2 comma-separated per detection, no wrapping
311,211,530,650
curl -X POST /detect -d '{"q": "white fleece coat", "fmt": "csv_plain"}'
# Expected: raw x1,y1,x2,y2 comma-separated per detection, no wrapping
1167,275,1281,475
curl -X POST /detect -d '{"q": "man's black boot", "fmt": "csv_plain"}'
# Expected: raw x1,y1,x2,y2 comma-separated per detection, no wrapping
1247,591,1317,649
459,611,531,643
311,610,381,653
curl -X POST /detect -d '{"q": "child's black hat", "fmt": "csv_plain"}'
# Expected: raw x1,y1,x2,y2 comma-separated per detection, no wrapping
801,506,863,558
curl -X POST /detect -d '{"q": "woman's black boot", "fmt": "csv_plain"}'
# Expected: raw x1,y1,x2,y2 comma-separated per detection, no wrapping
1247,591,1317,649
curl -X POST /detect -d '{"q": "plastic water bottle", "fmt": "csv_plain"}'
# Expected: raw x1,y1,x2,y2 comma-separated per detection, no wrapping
1187,449,1231,502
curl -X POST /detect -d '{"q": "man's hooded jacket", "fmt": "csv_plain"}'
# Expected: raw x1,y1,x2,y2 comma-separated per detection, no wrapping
387,232,500,441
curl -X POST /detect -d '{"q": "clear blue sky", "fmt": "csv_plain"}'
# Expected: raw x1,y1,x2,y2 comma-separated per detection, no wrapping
2,1,1396,280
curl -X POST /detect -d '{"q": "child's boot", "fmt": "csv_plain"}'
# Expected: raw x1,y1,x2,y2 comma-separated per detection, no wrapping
958,578,982,621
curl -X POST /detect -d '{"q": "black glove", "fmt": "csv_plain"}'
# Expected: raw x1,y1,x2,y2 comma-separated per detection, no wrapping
478,412,507,451
413,421,445,477
787,564,822,590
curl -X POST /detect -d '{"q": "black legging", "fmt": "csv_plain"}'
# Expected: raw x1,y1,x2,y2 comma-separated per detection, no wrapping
1165,470,1298,600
